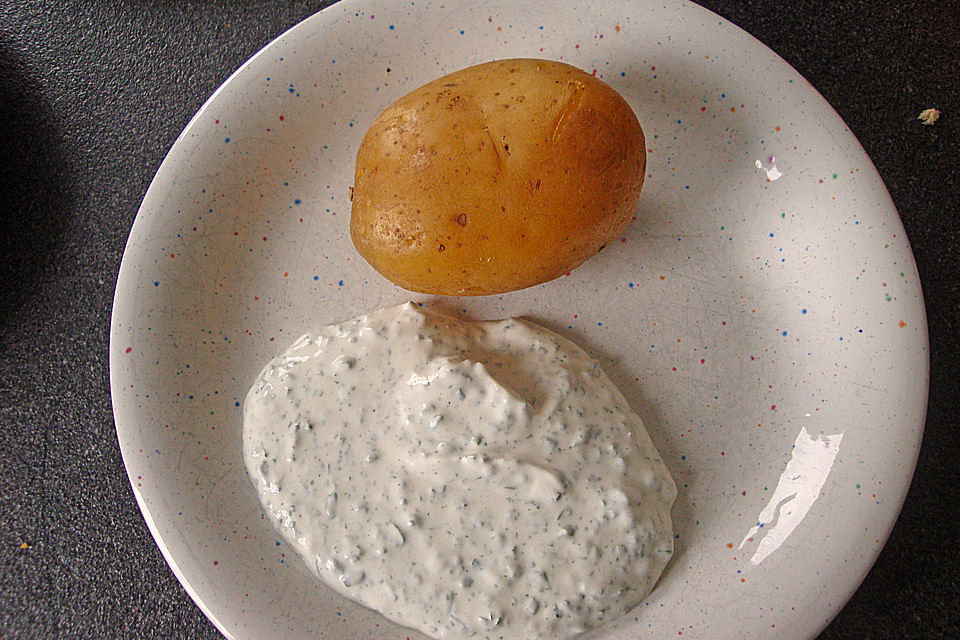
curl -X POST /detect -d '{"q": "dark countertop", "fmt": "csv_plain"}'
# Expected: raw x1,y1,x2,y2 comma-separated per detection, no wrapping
1,1,957,638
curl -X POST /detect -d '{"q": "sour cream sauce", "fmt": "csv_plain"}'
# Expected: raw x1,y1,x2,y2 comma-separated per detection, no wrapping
244,303,676,640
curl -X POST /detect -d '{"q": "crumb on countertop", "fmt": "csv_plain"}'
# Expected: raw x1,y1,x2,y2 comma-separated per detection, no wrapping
918,108,940,125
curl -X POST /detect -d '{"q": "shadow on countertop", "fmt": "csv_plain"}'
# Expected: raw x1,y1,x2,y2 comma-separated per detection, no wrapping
0,43,71,342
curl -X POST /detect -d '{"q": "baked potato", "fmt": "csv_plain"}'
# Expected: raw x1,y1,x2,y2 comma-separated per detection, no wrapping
350,58,645,295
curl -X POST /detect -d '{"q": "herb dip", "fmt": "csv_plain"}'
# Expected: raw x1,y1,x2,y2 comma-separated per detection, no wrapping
244,302,676,640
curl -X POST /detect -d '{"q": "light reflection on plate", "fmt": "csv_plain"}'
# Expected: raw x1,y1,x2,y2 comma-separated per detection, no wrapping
739,425,844,566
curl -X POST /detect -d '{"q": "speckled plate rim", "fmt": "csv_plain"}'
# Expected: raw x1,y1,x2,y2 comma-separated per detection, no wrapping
108,11,313,640
109,1,929,639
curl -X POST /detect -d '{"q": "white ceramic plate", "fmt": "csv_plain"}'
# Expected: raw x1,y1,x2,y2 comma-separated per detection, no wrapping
110,1,928,639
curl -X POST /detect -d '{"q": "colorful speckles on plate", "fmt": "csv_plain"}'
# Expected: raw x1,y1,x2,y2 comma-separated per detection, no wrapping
110,1,927,640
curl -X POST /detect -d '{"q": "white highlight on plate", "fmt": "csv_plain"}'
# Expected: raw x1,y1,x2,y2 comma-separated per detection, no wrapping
755,157,783,181
739,426,843,565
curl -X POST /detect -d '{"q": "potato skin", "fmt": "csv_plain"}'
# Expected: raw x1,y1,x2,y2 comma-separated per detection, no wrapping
350,58,645,296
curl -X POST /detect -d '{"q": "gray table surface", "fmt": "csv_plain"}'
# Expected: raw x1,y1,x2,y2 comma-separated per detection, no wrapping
1,1,957,638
